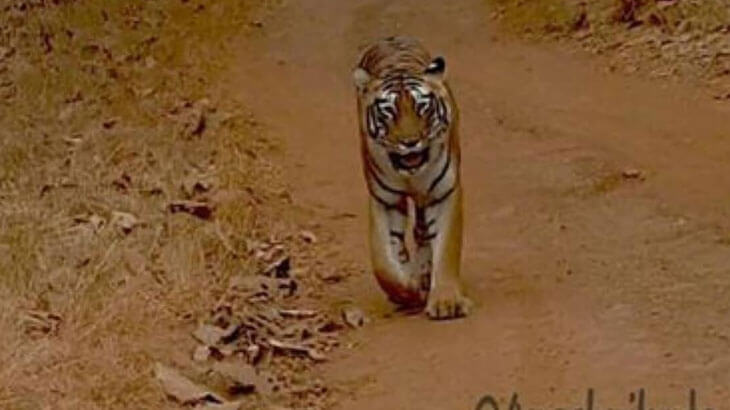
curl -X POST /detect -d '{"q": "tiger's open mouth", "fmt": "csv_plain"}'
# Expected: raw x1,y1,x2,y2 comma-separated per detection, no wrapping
388,148,429,172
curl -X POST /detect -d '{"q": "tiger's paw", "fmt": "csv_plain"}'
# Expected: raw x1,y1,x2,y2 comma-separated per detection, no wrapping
425,286,472,320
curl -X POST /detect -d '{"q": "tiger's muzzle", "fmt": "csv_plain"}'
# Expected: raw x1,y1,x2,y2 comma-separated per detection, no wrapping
388,146,430,173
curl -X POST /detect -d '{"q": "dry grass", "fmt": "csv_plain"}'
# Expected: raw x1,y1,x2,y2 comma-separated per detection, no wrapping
488,0,730,35
487,0,577,35
0,0,286,408
486,0,730,93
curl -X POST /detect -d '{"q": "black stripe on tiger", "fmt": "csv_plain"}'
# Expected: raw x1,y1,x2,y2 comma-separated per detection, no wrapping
389,230,405,240
364,149,383,173
425,185,456,208
417,231,438,242
428,144,451,193
369,188,402,211
366,103,385,139
414,223,436,241
365,158,407,196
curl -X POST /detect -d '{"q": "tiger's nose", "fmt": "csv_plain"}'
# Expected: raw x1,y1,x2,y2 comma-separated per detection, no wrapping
399,138,421,148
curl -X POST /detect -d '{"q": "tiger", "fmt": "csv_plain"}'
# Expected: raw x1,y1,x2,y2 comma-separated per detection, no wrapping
352,36,472,319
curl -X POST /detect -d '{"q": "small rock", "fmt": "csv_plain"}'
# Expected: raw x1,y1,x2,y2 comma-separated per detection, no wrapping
621,168,644,179
713,91,730,101
299,230,317,244
342,306,366,328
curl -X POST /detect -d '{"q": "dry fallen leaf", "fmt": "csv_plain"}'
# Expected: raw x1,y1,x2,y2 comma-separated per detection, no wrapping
169,199,214,220
246,344,262,365
212,344,236,359
278,308,318,319
268,338,326,362
21,310,62,338
112,172,132,192
250,240,286,263
74,214,106,233
111,211,138,234
317,269,343,283
154,362,224,405
178,104,207,138
181,175,214,198
276,278,298,297
211,361,267,395
193,324,228,346
262,256,290,278
102,117,119,129
228,275,277,301
193,345,211,362
198,401,245,410
278,323,313,340
317,319,344,333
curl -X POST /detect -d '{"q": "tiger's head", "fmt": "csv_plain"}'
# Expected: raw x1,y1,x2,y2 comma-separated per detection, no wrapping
353,57,453,175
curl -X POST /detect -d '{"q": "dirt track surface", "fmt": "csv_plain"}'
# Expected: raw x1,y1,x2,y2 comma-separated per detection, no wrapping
229,0,730,408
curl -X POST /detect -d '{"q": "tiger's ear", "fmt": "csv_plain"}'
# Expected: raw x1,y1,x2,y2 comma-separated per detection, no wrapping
352,67,372,91
424,56,446,80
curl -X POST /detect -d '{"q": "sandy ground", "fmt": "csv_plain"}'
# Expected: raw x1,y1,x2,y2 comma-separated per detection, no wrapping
228,0,730,409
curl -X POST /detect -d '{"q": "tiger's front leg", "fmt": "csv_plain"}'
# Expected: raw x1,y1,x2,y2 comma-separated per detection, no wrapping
369,195,428,307
417,185,472,319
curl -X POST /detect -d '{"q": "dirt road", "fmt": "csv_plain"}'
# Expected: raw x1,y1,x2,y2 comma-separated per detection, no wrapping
230,0,730,408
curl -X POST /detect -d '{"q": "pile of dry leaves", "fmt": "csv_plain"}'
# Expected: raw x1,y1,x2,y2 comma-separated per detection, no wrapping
154,234,365,409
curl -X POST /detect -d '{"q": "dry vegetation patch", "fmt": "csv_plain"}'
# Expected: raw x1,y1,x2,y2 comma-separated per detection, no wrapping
487,0,730,98
0,1,352,409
